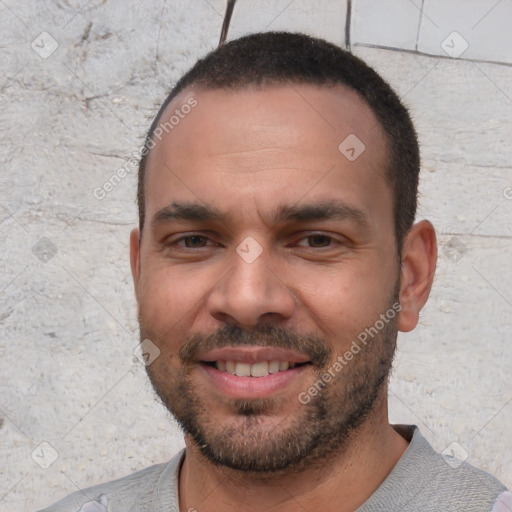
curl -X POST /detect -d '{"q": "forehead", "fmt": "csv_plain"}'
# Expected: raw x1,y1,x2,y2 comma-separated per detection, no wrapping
144,83,391,228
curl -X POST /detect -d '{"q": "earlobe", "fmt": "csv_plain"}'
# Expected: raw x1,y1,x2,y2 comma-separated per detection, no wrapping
397,220,437,333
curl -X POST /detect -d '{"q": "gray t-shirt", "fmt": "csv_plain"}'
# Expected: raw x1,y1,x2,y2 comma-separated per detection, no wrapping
38,425,509,512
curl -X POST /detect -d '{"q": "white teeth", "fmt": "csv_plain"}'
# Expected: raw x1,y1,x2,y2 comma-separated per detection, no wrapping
251,361,269,377
226,360,236,375
235,362,251,377
268,360,280,373
212,359,303,376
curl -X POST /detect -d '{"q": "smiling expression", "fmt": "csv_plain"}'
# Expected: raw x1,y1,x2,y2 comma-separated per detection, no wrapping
130,83,401,473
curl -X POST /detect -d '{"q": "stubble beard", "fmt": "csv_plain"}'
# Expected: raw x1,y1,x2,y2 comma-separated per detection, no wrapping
142,298,398,476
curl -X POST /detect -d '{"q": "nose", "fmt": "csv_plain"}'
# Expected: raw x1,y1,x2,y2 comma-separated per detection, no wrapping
207,243,296,327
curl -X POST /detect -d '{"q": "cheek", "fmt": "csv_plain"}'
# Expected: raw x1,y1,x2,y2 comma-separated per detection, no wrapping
296,264,395,341
138,263,214,331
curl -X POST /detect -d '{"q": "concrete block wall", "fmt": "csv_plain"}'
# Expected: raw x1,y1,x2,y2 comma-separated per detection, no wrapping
1,1,510,510
351,0,512,63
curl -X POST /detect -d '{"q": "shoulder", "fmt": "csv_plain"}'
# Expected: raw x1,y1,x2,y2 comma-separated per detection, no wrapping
411,427,506,496
401,426,507,510
359,425,508,512
37,449,185,512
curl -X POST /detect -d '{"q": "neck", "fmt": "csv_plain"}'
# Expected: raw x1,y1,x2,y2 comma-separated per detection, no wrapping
178,393,409,512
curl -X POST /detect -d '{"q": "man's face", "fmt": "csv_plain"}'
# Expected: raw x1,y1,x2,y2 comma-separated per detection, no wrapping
131,84,400,473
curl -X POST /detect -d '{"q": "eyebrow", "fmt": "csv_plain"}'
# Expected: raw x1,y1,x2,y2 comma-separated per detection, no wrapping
151,200,370,230
152,202,227,228
274,201,370,228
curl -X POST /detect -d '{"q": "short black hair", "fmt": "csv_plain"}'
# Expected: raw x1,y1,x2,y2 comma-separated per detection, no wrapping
138,31,419,250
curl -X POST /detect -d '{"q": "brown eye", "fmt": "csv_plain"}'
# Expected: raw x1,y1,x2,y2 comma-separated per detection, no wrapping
307,234,332,247
183,235,209,247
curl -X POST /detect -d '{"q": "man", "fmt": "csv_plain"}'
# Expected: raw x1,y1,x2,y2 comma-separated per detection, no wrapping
40,32,510,512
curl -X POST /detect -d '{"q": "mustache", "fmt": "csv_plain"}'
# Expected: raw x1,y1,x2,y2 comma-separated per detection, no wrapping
179,324,331,367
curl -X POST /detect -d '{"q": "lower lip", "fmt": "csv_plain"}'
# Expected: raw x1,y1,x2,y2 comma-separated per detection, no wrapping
199,363,309,399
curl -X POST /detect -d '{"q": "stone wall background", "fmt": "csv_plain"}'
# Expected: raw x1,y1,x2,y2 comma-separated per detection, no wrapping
1,1,511,510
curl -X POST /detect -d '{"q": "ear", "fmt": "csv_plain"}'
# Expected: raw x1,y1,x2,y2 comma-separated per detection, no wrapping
397,220,437,332
130,228,141,315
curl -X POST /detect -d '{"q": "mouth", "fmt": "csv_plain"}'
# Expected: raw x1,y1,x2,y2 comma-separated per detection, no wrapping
196,347,313,399
201,359,311,377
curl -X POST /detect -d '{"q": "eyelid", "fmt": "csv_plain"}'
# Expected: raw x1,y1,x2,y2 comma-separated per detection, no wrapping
163,230,349,250
292,231,345,246
165,232,219,248
290,231,351,253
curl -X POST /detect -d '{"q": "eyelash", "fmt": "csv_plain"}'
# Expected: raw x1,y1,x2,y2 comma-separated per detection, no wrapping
167,233,341,250
172,235,216,249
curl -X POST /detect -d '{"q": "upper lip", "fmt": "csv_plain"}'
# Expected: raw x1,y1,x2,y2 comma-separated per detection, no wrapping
198,347,311,364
